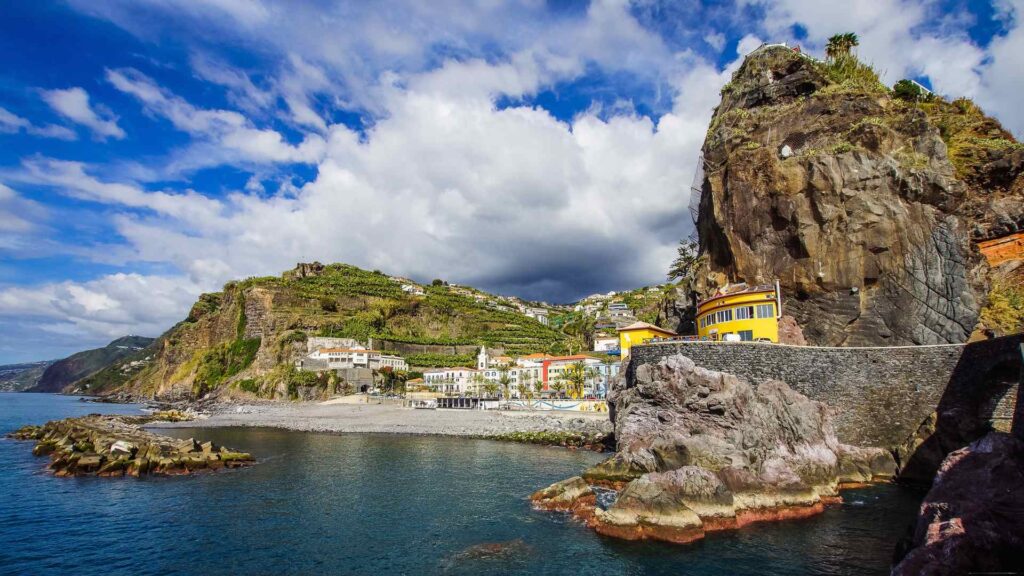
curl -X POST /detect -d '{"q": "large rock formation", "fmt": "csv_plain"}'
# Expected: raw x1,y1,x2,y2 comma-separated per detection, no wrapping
695,45,1023,346
531,355,894,544
892,432,1024,575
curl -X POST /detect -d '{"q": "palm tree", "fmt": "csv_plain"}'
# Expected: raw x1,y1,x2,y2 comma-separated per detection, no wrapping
519,371,534,407
559,361,589,399
482,381,499,398
826,32,859,61
533,379,544,403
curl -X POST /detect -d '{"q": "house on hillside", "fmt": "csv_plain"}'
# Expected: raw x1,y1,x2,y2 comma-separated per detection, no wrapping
593,334,619,353
524,307,549,325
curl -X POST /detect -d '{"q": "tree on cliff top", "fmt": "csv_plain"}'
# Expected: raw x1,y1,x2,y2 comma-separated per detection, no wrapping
826,33,859,60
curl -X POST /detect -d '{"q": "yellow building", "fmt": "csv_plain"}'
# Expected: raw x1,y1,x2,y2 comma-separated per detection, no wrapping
617,321,677,358
696,282,781,342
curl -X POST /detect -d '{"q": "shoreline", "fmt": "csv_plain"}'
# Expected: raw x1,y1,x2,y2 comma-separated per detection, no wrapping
147,402,613,444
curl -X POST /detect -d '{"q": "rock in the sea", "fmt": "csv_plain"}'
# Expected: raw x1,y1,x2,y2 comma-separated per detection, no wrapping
892,432,1024,576
7,414,254,478
533,354,895,544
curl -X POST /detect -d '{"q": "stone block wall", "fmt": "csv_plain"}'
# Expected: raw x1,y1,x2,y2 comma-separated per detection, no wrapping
631,335,1022,448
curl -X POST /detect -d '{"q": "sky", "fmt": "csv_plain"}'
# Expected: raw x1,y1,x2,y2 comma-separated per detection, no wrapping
0,0,1022,363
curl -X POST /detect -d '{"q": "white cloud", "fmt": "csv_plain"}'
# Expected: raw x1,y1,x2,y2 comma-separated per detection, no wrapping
40,87,126,140
106,67,326,169
0,184,46,246
0,106,77,140
0,273,202,350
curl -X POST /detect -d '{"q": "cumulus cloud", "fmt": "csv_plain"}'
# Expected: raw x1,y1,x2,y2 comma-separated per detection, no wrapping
40,87,126,140
0,273,202,362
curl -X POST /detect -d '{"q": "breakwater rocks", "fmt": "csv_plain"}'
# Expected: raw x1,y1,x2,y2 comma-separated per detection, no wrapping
483,430,610,451
531,355,894,544
8,414,254,477
892,432,1024,575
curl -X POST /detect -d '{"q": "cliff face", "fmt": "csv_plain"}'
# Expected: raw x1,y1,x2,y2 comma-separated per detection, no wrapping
696,46,1023,346
84,263,569,401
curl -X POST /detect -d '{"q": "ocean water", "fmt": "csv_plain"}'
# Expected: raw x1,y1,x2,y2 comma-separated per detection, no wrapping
0,393,923,575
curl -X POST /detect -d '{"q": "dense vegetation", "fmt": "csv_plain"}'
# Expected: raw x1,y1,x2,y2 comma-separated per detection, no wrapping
401,353,476,368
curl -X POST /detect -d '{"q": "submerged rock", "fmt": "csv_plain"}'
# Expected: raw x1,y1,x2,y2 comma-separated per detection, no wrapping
892,432,1024,575
8,414,253,478
532,354,895,544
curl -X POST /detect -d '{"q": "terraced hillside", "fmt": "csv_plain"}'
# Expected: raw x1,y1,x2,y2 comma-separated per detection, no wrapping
80,263,569,400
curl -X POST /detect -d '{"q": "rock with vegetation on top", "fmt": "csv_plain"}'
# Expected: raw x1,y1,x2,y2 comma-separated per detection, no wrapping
695,44,1023,346
532,354,895,544
8,414,253,478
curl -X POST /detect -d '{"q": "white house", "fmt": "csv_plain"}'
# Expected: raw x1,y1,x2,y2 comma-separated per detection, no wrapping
593,335,619,352
524,308,549,325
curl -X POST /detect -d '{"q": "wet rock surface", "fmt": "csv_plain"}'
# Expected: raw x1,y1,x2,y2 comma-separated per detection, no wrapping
891,432,1024,576
532,354,894,544
8,414,254,477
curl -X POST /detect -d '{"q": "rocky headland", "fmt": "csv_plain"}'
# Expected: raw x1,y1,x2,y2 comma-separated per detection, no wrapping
693,45,1023,345
531,355,894,544
9,412,254,477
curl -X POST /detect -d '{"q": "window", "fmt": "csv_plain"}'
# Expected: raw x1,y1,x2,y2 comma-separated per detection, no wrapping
736,306,754,320
756,304,774,318
739,330,753,341
716,309,732,324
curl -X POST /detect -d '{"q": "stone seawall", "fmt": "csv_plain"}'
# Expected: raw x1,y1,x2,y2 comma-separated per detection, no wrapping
631,335,1022,448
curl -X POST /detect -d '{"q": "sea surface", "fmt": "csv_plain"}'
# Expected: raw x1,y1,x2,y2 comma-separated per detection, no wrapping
0,393,923,575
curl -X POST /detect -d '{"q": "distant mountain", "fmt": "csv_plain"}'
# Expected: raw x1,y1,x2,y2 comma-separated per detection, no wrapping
0,361,54,392
29,336,155,393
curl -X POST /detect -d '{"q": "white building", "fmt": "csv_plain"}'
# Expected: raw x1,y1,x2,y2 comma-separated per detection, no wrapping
423,367,480,395
593,335,619,352
524,308,549,325
306,337,363,354
401,284,425,296
308,348,408,371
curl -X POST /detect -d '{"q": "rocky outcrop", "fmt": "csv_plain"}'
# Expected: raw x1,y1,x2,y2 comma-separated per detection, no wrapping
8,414,253,477
695,45,1022,346
892,432,1024,575
531,354,895,544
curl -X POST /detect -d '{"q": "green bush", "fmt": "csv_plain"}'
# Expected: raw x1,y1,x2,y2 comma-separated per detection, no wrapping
893,79,924,102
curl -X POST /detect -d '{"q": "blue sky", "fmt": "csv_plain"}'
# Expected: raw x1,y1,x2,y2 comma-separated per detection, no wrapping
1,0,1022,363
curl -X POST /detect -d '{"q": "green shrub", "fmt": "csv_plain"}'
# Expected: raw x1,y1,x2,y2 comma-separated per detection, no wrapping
893,79,924,102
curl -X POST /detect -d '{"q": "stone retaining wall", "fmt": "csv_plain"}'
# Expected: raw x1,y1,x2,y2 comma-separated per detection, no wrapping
631,335,1022,448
